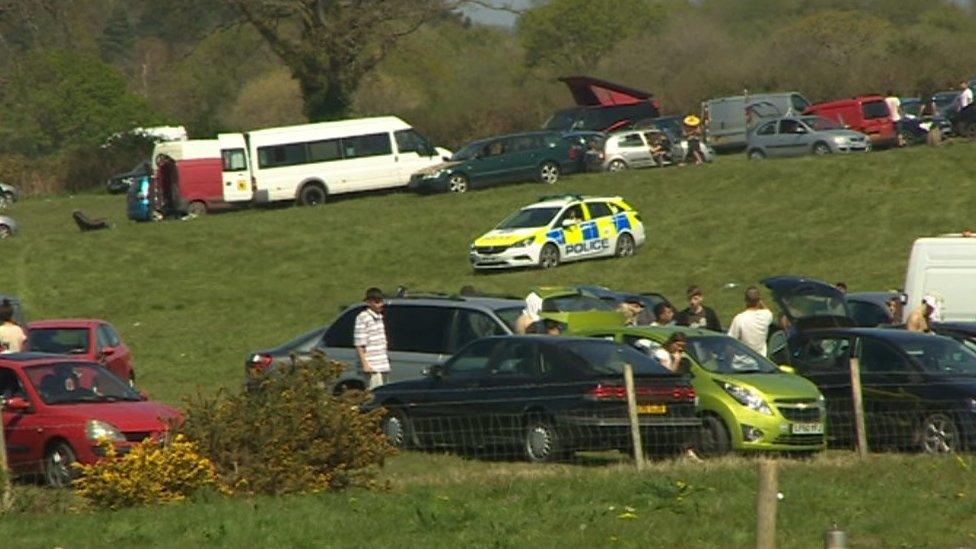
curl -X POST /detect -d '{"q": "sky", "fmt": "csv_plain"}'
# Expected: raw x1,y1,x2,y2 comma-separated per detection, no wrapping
461,0,534,28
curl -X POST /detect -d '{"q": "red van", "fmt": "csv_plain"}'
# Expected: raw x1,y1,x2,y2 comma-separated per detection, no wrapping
151,140,228,216
804,95,897,147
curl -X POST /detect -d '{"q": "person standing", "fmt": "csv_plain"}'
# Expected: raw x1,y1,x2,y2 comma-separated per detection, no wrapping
354,288,391,389
675,285,722,332
958,81,974,112
727,287,774,356
0,299,26,353
906,295,937,333
884,91,902,122
650,302,676,326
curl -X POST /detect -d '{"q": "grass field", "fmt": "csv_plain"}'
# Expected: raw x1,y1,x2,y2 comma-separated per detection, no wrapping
3,142,976,546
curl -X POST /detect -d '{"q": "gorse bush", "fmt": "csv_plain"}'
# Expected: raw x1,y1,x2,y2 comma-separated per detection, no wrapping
73,435,220,510
181,353,392,495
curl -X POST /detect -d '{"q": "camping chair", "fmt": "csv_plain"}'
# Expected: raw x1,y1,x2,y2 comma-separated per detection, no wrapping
72,210,109,232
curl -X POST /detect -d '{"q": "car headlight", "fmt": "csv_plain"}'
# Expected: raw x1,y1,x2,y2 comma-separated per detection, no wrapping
968,398,976,413
425,169,446,179
86,419,125,442
719,381,772,415
832,136,848,144
511,237,535,248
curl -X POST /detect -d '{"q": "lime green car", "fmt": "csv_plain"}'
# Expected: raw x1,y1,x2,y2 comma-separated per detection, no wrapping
575,326,826,455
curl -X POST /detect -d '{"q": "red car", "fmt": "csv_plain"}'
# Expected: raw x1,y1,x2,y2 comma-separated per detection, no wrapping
1,354,181,487
804,95,897,147
27,319,136,384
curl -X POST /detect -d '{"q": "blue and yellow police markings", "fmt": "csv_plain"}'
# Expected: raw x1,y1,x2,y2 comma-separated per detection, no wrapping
558,219,612,257
613,212,631,232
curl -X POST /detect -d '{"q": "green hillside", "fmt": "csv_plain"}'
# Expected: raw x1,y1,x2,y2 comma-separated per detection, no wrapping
3,143,975,403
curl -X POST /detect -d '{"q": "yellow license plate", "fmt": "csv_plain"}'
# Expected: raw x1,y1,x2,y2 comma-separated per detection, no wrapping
637,404,667,415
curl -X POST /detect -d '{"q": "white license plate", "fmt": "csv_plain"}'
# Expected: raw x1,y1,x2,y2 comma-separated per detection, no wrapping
791,422,824,435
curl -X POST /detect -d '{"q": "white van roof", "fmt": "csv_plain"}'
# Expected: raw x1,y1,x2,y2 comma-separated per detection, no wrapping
151,139,220,162
246,116,411,141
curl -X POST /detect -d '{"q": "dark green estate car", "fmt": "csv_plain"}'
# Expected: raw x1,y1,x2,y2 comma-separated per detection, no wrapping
408,131,578,194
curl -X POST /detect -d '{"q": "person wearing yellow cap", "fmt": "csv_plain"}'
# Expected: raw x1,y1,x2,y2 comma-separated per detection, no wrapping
682,114,705,165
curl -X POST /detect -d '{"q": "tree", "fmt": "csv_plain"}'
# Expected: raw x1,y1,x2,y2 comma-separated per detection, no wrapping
517,0,665,72
98,5,134,65
223,0,480,121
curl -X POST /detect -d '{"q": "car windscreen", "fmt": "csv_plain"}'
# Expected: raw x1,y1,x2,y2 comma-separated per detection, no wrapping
542,295,616,312
781,292,848,319
451,142,484,161
495,307,524,331
861,101,890,120
686,335,778,374
902,338,976,375
562,340,673,376
25,362,141,404
496,207,561,229
803,117,844,131
28,328,90,355
900,99,921,117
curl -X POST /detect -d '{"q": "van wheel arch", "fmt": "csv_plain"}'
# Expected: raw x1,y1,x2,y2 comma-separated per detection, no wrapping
297,180,328,206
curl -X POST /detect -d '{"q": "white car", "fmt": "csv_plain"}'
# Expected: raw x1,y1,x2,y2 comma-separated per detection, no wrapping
598,129,714,171
469,194,646,270
0,215,18,238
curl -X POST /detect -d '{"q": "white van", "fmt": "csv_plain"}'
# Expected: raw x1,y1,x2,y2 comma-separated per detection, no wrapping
703,92,811,152
222,116,450,206
904,235,976,322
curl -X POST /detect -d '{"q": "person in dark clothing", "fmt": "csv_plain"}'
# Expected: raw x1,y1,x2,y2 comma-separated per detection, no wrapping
674,285,722,332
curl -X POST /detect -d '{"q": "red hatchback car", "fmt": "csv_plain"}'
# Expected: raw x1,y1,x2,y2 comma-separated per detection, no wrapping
1,354,180,487
27,319,136,384
804,95,897,147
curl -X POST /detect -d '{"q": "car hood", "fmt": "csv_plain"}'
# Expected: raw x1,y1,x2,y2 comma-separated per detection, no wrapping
413,161,462,176
818,129,867,139
474,228,543,247
710,371,822,400
49,400,182,430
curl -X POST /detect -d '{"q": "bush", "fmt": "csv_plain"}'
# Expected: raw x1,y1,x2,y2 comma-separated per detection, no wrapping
180,353,392,495
72,435,220,510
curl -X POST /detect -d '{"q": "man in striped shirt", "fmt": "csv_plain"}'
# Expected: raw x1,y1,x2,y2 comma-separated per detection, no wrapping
355,287,390,389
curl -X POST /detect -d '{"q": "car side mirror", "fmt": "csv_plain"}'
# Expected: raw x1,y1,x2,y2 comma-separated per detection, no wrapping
424,364,443,378
794,127,807,134
101,347,116,357
778,365,796,374
442,155,451,162
561,219,576,228
3,396,31,412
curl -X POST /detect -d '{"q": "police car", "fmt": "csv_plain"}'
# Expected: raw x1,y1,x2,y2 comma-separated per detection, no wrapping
469,195,646,270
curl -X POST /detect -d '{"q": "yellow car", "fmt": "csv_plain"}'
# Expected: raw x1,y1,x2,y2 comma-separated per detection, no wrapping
469,194,645,270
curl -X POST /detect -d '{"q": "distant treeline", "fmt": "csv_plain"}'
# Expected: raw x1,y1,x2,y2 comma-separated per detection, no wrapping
1,0,973,194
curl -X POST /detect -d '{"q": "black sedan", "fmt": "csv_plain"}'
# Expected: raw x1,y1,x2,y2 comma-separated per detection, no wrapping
369,336,700,462
785,327,976,453
106,162,150,194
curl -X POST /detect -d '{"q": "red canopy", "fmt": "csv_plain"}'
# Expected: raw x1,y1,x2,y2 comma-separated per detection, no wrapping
558,75,654,106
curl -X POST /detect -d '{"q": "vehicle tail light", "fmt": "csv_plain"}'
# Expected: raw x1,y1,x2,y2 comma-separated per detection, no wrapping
585,383,695,401
248,353,273,376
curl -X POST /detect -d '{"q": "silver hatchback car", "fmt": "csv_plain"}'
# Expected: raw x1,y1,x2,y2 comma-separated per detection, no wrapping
597,129,713,171
746,116,870,159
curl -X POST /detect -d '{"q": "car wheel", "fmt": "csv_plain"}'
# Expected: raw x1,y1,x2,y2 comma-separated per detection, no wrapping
538,243,560,269
608,159,627,172
0,224,10,239
298,184,327,206
538,161,560,185
523,415,563,463
448,173,469,193
381,407,414,449
747,149,765,160
44,441,78,488
695,415,731,457
615,233,635,257
187,201,207,216
919,413,960,454
813,142,832,156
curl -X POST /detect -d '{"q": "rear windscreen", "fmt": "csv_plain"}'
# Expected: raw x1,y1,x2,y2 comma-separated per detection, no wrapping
861,101,890,120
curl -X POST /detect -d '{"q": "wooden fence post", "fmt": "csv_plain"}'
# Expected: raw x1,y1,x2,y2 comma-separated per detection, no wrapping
623,363,646,471
849,357,869,459
756,459,778,549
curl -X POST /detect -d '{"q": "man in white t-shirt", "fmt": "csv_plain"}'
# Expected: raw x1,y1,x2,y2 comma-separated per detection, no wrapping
884,91,901,122
727,287,774,356
0,300,26,353
958,81,974,112
354,287,390,389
